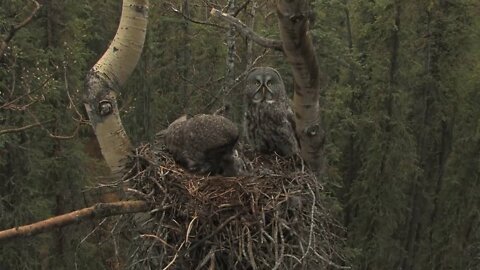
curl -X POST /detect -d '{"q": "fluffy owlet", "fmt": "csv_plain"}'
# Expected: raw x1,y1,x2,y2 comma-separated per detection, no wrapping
158,114,244,176
243,67,299,156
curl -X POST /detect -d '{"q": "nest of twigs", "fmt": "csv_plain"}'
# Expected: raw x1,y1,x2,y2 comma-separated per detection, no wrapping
121,143,346,269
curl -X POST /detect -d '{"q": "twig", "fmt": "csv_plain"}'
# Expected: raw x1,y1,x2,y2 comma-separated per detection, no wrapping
26,109,82,140
246,226,258,269
64,64,85,124
233,0,252,17
163,241,185,270
170,4,226,29
23,64,89,140
194,247,217,270
0,119,54,135
313,249,352,269
203,50,268,112
188,213,241,251
140,234,176,250
75,218,108,270
0,72,55,110
299,183,316,262
210,8,283,51
0,0,41,57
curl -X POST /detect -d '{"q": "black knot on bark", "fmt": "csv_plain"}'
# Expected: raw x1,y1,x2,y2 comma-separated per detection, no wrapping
289,14,305,24
98,100,113,116
134,5,149,16
305,123,319,136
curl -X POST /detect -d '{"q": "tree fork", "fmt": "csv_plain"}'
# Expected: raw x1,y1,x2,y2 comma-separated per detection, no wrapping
0,201,149,243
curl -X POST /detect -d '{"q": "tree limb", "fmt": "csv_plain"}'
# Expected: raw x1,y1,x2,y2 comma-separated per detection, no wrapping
232,0,251,17
0,200,149,243
0,119,54,136
210,8,283,51
170,4,227,29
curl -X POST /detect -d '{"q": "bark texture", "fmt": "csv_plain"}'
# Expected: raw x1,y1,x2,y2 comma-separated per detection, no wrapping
84,0,149,177
0,201,149,242
276,0,326,174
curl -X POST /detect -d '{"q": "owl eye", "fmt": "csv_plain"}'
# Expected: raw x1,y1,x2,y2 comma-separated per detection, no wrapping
255,81,261,86
267,81,272,87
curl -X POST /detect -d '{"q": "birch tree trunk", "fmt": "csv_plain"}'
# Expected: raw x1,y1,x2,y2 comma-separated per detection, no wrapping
276,0,326,175
245,1,257,67
84,0,149,178
222,0,236,117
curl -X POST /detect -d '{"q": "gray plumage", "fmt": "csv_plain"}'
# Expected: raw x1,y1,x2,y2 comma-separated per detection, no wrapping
159,114,243,176
243,67,299,156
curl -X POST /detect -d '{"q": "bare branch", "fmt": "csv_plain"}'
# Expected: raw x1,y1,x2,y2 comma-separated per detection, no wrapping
170,3,227,29
233,0,252,17
25,109,85,140
0,200,150,243
0,119,54,136
1,65,88,139
0,0,41,57
203,50,268,113
210,8,283,51
0,72,55,110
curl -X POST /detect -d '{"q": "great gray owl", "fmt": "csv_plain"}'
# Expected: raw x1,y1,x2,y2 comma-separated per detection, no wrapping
158,114,244,176
243,67,299,156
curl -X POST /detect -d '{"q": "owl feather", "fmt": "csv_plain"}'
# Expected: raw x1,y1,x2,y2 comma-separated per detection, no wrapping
244,67,299,156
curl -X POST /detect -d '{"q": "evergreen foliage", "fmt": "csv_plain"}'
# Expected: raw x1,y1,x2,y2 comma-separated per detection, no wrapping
1,0,479,269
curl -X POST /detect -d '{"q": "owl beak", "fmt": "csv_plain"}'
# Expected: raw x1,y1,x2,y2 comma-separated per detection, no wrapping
252,85,272,103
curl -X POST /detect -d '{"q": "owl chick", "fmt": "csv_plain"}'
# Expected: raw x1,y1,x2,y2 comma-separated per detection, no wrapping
158,114,243,176
243,67,299,156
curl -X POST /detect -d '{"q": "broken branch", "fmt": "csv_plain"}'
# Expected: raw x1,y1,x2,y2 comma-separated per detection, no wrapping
0,200,149,243
210,8,283,51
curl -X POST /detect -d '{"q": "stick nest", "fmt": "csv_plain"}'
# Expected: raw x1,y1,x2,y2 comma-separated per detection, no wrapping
122,143,347,269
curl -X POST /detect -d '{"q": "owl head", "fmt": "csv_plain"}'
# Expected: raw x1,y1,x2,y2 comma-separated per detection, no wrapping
245,67,287,104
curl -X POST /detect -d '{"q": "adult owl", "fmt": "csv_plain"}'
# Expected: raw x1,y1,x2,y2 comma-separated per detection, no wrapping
243,67,299,156
158,114,244,176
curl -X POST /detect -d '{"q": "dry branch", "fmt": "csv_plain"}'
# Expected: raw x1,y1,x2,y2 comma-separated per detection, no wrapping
0,119,54,136
170,4,227,29
210,8,283,51
0,200,149,243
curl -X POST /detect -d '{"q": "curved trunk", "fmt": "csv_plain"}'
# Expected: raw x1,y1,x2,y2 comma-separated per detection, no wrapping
84,0,149,177
276,0,326,175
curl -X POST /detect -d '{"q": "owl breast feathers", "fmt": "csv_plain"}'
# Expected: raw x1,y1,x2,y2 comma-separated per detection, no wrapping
244,67,299,156
160,114,243,176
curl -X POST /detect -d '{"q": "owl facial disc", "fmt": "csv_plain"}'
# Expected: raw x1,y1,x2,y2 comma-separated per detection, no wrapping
251,76,275,104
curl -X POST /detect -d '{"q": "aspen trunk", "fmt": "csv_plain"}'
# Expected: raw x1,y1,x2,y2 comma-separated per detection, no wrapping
276,0,326,175
221,0,236,118
84,0,149,177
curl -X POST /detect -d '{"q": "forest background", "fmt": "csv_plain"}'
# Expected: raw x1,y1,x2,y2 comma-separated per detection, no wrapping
0,0,479,269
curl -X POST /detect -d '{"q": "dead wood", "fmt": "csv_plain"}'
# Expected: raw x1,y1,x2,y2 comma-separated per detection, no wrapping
0,200,149,243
